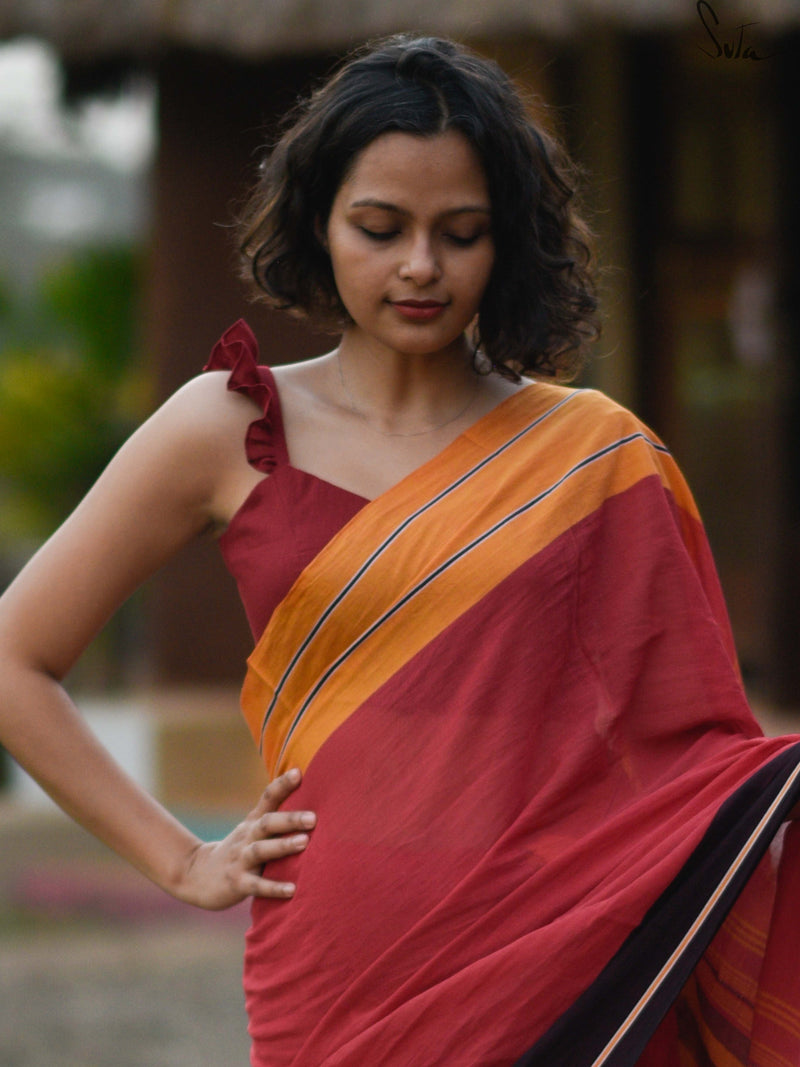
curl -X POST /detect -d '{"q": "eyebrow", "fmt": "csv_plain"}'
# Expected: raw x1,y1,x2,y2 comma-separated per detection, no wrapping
349,198,490,217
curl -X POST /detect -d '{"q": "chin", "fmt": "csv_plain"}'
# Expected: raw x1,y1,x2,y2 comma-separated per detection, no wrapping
384,329,470,359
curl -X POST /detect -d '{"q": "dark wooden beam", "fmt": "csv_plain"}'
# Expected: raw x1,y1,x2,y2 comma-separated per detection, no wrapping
143,49,333,684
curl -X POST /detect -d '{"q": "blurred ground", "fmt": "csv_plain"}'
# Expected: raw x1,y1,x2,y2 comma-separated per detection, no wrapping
0,804,252,1066
0,921,250,1067
0,700,798,1066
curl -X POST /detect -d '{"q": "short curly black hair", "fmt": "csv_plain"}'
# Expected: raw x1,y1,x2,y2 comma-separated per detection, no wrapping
238,35,599,380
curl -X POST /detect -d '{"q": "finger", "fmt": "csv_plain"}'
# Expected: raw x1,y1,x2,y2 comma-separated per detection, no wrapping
248,833,310,867
254,768,303,815
246,873,298,900
258,810,316,837
233,865,298,899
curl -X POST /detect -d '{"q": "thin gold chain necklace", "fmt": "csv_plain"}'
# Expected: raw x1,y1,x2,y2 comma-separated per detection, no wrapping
336,351,479,438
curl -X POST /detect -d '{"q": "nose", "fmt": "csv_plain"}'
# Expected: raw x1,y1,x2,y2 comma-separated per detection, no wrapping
399,233,442,285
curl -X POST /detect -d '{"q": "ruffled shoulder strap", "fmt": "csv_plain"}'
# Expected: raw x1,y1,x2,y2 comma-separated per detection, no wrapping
203,319,289,473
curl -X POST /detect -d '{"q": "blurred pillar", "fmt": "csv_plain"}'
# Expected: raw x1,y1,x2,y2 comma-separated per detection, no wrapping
568,29,637,408
772,31,800,704
622,33,672,433
143,49,332,685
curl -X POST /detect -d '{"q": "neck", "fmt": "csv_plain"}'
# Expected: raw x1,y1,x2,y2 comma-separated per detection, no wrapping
335,329,479,437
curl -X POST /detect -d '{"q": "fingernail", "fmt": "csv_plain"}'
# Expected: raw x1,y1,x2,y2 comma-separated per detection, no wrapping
283,883,296,896
291,834,308,848
286,768,301,782
300,812,316,828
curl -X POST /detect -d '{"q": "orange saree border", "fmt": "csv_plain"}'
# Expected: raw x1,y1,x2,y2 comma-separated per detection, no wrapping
240,384,698,779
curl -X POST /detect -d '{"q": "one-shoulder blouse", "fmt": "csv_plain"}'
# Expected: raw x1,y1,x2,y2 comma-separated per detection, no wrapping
204,320,368,640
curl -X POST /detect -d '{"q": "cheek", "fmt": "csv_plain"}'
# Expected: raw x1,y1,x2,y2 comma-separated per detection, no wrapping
327,251,383,324
329,254,368,309
327,232,372,285
326,244,356,299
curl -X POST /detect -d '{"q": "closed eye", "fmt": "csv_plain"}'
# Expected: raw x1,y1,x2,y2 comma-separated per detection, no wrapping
445,233,484,247
358,227,488,247
359,227,399,242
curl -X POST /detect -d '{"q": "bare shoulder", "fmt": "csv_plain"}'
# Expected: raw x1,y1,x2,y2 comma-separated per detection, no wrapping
154,370,259,448
137,370,266,526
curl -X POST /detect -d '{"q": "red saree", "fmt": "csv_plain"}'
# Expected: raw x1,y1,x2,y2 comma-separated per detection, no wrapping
234,374,800,1066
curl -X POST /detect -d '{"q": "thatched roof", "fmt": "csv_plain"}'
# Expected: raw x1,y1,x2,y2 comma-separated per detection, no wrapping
1,0,797,61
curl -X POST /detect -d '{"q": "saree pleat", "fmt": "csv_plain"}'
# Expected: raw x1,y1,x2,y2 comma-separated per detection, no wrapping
234,382,800,1067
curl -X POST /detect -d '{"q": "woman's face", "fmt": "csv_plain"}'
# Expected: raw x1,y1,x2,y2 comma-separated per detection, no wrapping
324,129,494,360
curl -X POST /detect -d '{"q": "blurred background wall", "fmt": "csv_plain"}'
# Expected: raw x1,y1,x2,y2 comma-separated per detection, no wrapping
0,0,798,805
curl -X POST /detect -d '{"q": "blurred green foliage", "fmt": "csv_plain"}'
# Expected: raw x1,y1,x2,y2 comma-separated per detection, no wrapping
0,247,151,548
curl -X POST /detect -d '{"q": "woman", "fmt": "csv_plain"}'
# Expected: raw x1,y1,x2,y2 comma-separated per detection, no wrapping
0,35,799,1066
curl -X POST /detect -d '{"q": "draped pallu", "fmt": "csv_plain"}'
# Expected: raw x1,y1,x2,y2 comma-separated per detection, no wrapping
238,381,800,1067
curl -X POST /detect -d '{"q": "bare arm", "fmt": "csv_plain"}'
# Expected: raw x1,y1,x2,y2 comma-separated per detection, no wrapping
0,373,314,908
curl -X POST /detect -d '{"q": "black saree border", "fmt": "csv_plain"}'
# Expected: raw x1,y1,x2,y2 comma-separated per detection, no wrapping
512,742,800,1067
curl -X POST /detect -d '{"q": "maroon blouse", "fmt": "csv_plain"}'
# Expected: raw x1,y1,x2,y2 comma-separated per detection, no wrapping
204,319,368,640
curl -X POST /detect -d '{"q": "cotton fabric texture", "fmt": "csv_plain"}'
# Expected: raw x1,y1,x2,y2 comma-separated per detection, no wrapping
206,320,800,1067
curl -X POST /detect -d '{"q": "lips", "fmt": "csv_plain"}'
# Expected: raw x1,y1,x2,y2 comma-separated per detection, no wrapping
390,299,448,321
